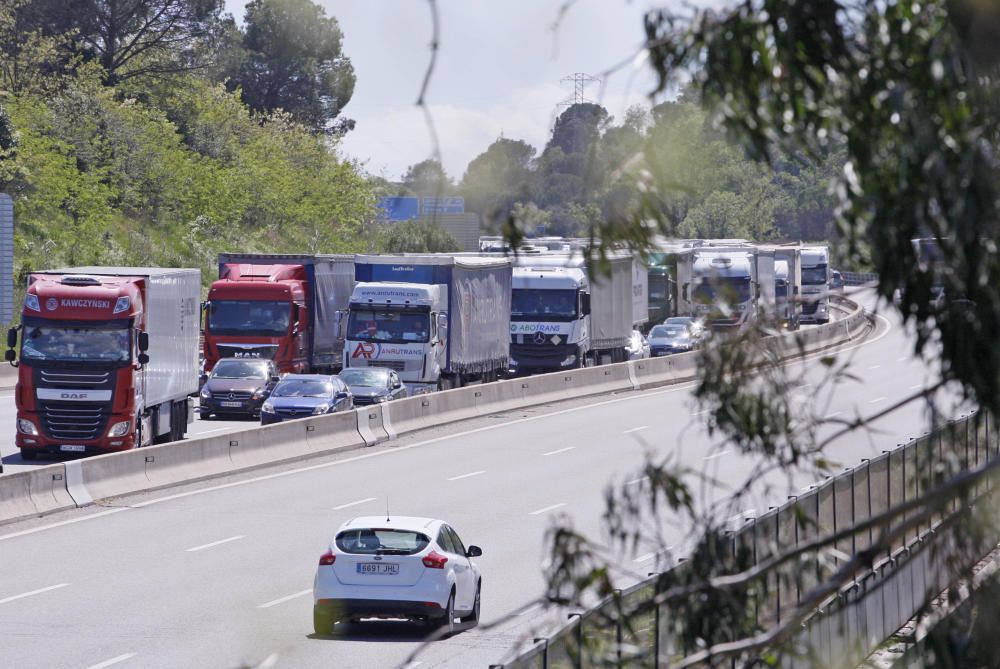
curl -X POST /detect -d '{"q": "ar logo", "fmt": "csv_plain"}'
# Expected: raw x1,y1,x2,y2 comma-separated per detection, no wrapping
352,342,377,359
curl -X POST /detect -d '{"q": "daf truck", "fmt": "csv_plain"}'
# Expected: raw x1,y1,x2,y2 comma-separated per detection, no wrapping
508,254,647,373
342,255,512,392
203,254,355,375
7,267,200,458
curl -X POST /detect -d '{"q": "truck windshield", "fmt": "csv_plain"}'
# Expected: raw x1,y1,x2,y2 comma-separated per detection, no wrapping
802,265,828,285
208,300,290,336
347,310,429,343
693,277,752,305
21,325,130,363
511,289,577,319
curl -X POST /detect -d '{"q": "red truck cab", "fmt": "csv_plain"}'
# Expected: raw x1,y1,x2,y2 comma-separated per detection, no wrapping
8,268,200,459
203,263,309,374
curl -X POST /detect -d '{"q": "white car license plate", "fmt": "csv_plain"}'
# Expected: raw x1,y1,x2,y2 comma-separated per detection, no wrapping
220,401,243,408
60,444,86,453
356,563,399,575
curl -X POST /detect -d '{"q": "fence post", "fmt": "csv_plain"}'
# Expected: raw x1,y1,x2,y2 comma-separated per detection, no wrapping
567,612,583,669
614,589,623,669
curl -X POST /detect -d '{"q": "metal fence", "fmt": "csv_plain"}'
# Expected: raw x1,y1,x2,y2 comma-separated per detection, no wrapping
841,271,879,286
496,411,999,668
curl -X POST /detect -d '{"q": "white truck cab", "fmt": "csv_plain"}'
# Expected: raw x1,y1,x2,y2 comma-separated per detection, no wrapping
800,246,831,324
510,265,591,373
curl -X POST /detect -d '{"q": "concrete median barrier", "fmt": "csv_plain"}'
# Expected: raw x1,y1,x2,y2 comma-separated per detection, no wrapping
356,405,390,445
632,352,694,389
0,463,75,525
304,410,369,454
144,434,238,488
75,447,152,503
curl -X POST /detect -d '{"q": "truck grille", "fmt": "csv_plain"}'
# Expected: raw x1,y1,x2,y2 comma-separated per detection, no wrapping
39,370,111,390
802,301,818,315
366,360,405,372
41,404,110,441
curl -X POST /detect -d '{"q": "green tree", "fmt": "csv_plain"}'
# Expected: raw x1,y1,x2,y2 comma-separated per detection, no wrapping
460,137,535,227
401,159,452,197
237,0,355,134
381,220,460,253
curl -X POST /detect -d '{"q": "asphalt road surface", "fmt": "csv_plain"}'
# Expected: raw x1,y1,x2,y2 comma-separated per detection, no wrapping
0,293,960,668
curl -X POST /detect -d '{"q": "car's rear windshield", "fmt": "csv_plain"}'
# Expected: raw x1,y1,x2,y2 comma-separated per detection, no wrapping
336,528,430,555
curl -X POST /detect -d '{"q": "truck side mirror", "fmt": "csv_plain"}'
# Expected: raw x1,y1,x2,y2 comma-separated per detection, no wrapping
6,327,17,349
334,310,345,339
137,352,150,366
138,331,150,352
580,293,591,316
4,349,15,363
437,313,448,336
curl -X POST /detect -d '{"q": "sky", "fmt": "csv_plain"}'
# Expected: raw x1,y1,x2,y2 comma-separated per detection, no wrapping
223,1,682,180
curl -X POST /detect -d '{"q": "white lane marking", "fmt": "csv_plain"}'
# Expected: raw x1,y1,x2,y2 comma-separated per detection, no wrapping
623,426,648,434
0,313,896,545
0,583,69,605
185,535,245,553
897,356,909,362
542,446,575,456
84,654,136,669
332,497,375,511
517,603,543,616
401,662,423,669
869,397,887,404
910,384,926,390
691,409,710,416
825,411,843,419
446,470,486,482
627,476,648,486
529,503,566,516
869,365,882,370
258,589,312,609
633,553,655,563
704,450,730,460
192,427,234,436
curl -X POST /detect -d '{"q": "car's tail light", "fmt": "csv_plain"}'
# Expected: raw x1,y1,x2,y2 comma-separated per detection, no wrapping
422,550,448,569
318,550,336,565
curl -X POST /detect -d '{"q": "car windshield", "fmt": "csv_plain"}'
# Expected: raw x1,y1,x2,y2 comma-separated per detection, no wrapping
212,360,268,380
272,380,333,397
511,289,577,319
651,325,687,339
21,325,131,363
208,300,290,336
802,265,828,285
339,369,388,388
336,528,430,555
347,310,429,343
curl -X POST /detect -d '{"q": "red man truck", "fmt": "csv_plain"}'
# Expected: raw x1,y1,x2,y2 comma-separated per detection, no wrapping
6,267,201,459
202,254,355,375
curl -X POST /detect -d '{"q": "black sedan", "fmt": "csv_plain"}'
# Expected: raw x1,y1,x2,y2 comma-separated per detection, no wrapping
337,367,408,405
199,358,281,419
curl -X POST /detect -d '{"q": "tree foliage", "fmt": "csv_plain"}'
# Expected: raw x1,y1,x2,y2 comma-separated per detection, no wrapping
236,0,356,134
381,220,460,254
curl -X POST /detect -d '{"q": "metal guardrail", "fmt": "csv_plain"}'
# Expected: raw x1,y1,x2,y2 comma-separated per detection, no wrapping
841,271,879,286
496,411,997,669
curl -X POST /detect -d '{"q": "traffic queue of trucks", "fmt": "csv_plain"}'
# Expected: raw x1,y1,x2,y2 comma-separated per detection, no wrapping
3,240,833,460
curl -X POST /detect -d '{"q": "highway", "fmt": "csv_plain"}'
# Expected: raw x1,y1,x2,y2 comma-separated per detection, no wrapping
0,293,959,668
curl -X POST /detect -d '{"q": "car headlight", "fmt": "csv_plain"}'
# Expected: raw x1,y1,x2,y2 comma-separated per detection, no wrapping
200,387,211,399
312,403,331,415
252,387,266,400
261,401,275,414
375,395,389,403
107,420,130,437
560,354,577,367
17,418,38,436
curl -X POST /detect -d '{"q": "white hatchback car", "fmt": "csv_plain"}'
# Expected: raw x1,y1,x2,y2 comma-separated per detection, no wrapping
313,516,483,635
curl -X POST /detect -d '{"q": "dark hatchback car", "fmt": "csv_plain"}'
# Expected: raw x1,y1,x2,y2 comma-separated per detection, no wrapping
260,375,353,425
199,358,280,419
337,367,408,405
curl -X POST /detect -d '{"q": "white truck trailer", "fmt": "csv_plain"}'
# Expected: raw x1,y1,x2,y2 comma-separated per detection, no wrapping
508,253,647,372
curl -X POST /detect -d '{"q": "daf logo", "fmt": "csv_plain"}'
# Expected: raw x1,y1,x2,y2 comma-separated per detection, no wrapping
61,392,89,399
533,331,547,345
45,298,58,311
